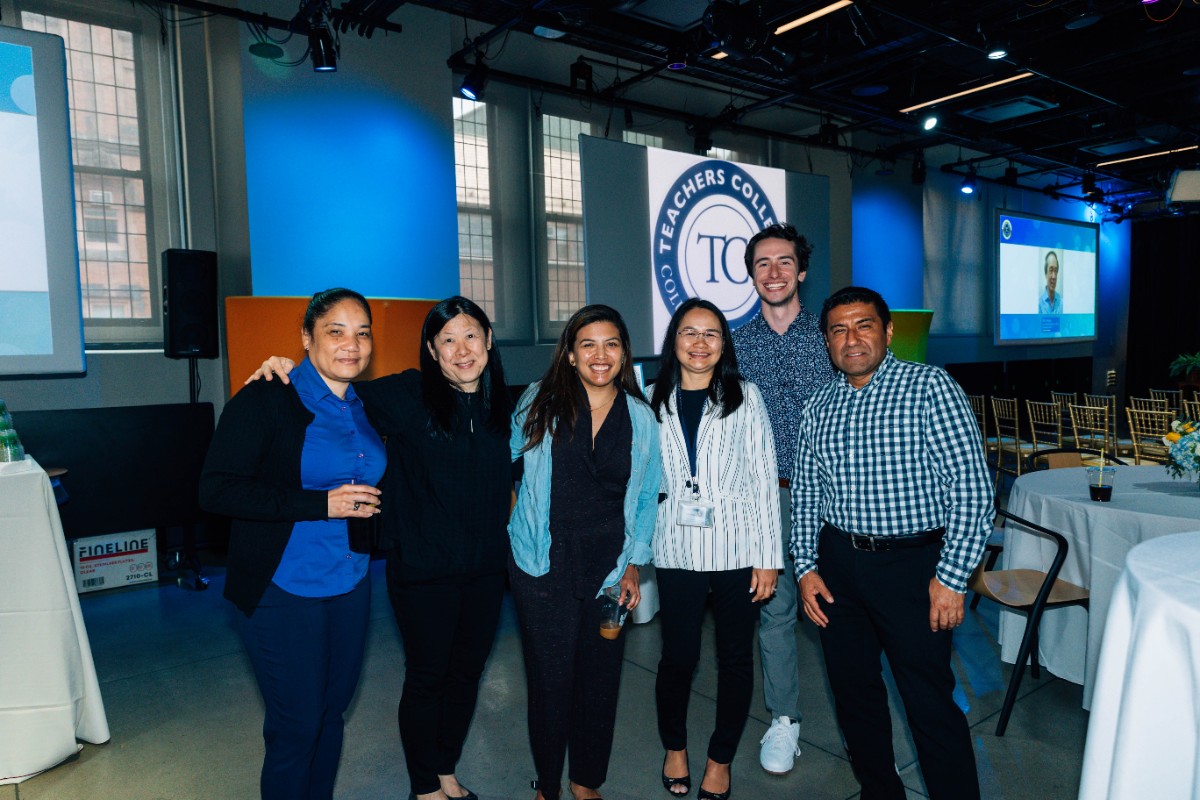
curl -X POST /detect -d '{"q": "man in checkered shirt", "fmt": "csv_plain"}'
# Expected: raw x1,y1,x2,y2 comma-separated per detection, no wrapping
791,286,992,800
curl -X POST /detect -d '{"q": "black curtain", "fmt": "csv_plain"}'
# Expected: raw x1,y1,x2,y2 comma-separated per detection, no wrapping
1127,215,1200,400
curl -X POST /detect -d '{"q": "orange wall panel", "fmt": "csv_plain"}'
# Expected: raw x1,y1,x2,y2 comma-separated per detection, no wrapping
224,296,436,397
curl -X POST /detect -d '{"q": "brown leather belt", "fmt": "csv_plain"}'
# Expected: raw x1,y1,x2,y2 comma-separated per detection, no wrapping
778,478,790,489
822,523,945,552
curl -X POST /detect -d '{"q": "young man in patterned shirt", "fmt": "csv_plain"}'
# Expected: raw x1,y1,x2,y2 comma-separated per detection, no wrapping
792,286,992,800
731,223,835,774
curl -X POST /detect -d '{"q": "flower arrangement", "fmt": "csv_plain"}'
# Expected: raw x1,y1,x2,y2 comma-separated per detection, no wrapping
1164,417,1200,486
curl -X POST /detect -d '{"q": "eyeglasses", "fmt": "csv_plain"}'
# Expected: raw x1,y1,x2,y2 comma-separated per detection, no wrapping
677,327,723,343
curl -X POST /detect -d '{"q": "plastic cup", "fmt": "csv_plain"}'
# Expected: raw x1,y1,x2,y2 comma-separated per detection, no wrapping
1086,466,1116,502
599,585,629,640
0,429,23,463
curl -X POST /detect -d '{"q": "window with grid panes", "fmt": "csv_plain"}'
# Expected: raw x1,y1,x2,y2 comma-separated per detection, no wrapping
623,131,663,149
19,6,161,331
540,114,589,325
453,97,499,321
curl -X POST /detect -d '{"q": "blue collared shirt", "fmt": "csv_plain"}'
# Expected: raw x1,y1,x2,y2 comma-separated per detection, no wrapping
732,306,835,478
273,358,385,596
1039,287,1062,314
790,351,993,592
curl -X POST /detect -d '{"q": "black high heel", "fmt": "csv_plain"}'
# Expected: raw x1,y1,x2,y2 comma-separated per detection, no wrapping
696,764,731,800
662,751,692,796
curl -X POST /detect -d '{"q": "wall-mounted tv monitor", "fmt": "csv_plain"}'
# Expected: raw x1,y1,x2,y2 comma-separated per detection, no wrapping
0,24,85,375
995,209,1097,346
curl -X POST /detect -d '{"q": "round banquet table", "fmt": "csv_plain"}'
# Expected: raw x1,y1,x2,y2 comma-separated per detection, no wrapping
0,458,110,783
1077,531,1200,800
1000,465,1200,709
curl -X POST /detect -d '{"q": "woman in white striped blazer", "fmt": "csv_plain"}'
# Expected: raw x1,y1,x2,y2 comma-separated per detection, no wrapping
651,298,782,800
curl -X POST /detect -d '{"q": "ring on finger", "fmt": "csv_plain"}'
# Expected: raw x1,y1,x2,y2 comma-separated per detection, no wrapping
353,502,361,511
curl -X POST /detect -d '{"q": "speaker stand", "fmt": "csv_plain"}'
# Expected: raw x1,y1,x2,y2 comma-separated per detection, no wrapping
188,356,200,404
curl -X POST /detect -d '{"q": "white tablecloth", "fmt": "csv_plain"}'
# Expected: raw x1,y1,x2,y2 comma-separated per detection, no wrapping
1078,532,1200,800
1000,466,1200,708
0,458,109,784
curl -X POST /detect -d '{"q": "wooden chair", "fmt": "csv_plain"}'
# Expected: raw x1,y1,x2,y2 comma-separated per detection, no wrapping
968,508,1089,736
1183,398,1200,420
1069,403,1111,455
1149,388,1182,414
991,397,1035,489
1126,408,1173,464
1026,400,1063,452
968,394,998,461
1129,396,1169,412
1025,448,1127,472
1050,391,1078,444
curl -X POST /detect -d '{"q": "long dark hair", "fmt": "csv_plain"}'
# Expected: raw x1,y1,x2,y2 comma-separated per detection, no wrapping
418,296,511,438
650,298,744,420
520,304,646,450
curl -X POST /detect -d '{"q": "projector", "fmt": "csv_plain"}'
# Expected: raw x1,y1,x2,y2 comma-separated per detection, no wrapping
1166,169,1200,203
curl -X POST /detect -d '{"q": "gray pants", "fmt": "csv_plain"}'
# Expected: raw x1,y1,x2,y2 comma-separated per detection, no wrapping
757,486,800,721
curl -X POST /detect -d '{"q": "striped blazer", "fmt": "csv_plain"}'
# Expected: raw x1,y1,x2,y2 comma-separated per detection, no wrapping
653,380,783,572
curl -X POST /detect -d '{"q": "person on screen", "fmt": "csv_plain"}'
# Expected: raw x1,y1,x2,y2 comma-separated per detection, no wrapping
1039,251,1062,314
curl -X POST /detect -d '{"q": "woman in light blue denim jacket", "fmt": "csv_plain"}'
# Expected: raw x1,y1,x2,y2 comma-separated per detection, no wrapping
508,304,661,800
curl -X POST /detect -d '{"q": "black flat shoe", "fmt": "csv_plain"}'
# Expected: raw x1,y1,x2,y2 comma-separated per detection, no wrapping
448,788,479,800
662,752,691,796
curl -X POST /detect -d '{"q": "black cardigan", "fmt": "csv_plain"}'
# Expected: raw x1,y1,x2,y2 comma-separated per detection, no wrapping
199,379,329,615
356,370,511,582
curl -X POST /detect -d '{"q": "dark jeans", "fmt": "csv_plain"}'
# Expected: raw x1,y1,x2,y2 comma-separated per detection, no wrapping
509,557,626,800
655,566,759,765
815,527,980,800
239,576,371,800
387,557,505,796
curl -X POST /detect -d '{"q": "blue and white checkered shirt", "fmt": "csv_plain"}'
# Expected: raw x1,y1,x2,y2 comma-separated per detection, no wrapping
789,351,993,592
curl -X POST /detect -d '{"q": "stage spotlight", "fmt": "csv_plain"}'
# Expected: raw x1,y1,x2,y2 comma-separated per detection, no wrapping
1082,172,1104,203
571,57,594,93
987,41,1009,60
922,114,938,131
911,152,926,185
960,169,977,195
459,62,488,101
667,49,689,70
309,25,337,72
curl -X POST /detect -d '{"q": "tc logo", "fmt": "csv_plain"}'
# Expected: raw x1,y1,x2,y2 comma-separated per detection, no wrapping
652,161,780,328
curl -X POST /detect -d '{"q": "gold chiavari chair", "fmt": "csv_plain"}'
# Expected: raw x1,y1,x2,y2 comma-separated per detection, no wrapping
1183,398,1200,421
1130,396,1169,412
1050,391,1079,445
1149,388,1183,415
967,394,998,457
1126,408,1174,465
992,397,1036,488
1026,400,1063,455
1069,403,1111,459
1085,393,1130,457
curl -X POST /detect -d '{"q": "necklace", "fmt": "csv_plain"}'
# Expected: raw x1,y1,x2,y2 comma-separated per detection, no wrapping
589,390,618,412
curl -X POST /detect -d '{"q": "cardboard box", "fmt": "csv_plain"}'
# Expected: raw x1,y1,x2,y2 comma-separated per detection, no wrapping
72,530,158,594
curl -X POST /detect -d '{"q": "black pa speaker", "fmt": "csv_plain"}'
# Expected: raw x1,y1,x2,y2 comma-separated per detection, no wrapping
162,248,219,359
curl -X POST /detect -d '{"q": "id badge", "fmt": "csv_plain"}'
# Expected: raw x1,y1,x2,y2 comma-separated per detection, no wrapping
678,497,715,527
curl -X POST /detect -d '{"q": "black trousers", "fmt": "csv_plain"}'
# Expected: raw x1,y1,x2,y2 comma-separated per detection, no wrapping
387,554,505,796
509,557,627,800
655,566,759,765
815,527,980,800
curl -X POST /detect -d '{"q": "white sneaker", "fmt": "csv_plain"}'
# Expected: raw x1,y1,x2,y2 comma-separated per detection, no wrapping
759,716,802,774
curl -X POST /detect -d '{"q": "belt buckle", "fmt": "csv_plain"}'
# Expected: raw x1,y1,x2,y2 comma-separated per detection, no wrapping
851,533,877,552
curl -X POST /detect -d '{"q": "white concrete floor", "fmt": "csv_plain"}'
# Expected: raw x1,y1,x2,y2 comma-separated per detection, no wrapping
6,559,1086,800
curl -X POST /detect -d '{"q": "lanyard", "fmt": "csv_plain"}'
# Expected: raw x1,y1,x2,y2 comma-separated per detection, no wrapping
676,385,706,494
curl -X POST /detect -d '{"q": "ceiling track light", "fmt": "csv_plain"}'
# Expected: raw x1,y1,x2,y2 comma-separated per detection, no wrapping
960,169,978,195
570,56,594,93
667,49,689,71
307,1,337,72
921,114,938,131
987,42,1009,60
459,60,488,101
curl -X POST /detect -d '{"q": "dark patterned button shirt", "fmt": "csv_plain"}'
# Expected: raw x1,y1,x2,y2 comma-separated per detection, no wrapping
732,306,835,479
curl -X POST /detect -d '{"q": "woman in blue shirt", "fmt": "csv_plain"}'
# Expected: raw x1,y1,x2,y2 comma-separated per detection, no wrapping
508,304,661,800
200,288,385,800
